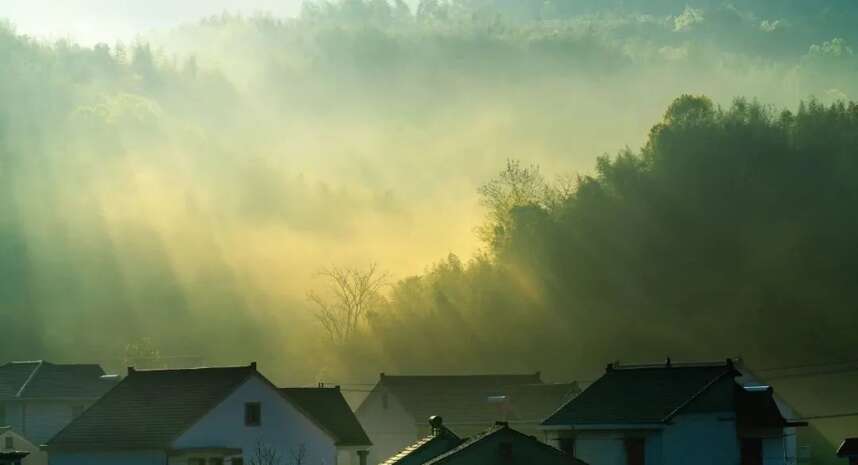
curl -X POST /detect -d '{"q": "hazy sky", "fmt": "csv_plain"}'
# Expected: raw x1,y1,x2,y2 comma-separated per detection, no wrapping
0,0,304,44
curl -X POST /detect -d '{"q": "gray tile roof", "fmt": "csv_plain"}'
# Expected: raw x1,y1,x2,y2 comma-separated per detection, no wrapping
422,423,586,465
0,361,113,401
279,387,371,447
543,361,737,426
366,374,578,426
380,425,463,465
47,364,256,451
838,438,858,457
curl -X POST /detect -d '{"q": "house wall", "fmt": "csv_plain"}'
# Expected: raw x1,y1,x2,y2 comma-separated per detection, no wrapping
572,430,629,465
48,450,165,465
1,401,92,445
355,388,418,465
1,429,47,465
661,413,740,465
173,375,337,465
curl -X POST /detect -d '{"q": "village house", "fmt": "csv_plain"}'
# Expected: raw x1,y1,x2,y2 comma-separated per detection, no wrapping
0,428,44,465
0,361,117,446
541,359,807,465
838,438,858,465
381,416,585,465
45,363,371,465
356,373,578,465
279,386,372,465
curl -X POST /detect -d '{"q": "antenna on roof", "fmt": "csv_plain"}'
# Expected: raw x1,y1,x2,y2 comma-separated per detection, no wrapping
429,416,445,435
666,357,672,368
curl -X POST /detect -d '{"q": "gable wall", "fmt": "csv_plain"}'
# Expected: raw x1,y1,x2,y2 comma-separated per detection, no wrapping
356,387,417,465
173,375,337,465
1,428,47,465
662,412,740,465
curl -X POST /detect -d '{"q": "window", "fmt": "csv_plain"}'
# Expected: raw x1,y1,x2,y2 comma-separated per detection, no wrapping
188,459,206,465
558,437,575,456
624,438,645,465
245,402,261,426
741,438,763,465
4,436,13,450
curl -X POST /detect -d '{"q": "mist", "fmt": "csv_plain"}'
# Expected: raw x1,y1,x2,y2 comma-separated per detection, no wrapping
1,1,858,452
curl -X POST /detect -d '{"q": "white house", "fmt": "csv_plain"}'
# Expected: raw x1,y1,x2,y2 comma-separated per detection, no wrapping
541,359,807,465
356,373,578,465
45,363,371,465
1,427,45,465
0,361,117,446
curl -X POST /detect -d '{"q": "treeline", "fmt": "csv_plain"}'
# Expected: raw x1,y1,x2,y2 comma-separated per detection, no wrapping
360,96,858,376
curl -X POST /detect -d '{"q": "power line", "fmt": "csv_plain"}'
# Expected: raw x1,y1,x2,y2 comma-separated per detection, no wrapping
755,358,858,373
800,412,858,421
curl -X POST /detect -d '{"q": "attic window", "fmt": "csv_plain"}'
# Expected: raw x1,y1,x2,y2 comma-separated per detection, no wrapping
245,402,262,427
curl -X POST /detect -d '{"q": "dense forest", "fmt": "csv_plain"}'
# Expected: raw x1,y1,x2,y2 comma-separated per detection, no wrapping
1,1,857,449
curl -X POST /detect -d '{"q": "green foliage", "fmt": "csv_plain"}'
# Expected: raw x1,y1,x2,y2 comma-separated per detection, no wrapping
374,96,858,376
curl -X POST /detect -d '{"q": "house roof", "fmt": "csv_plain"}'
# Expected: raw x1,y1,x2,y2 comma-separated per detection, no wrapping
47,364,257,451
543,360,738,427
364,373,578,426
279,387,371,447
380,422,463,465
838,438,858,457
0,361,114,401
422,422,586,465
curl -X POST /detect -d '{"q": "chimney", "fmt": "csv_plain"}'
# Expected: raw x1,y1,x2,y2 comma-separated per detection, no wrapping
606,363,614,372
357,450,369,465
249,362,257,370
127,367,136,376
666,357,672,368
429,416,444,435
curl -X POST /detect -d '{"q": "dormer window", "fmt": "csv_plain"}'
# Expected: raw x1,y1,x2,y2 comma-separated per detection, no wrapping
245,402,261,426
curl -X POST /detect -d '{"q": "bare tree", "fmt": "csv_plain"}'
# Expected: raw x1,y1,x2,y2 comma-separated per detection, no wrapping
307,263,389,345
249,441,283,465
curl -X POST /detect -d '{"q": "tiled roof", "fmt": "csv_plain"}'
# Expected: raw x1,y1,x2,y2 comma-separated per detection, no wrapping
366,374,578,426
380,425,463,465
422,423,586,465
543,361,737,426
0,361,113,400
47,364,256,451
279,387,371,447
838,438,858,457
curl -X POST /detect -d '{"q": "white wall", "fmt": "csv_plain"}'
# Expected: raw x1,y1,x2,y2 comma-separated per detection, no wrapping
355,389,418,465
573,431,628,465
48,450,165,465
661,413,739,465
173,375,338,465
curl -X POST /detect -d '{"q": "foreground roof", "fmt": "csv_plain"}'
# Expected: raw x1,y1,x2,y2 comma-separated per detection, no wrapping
839,438,858,457
0,361,114,401
279,387,371,447
47,364,257,450
423,422,586,465
381,421,463,465
543,360,737,426
366,373,578,426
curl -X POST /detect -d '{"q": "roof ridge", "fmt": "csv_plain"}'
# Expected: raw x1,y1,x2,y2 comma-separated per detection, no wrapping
661,366,737,422
15,360,43,398
422,424,507,465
